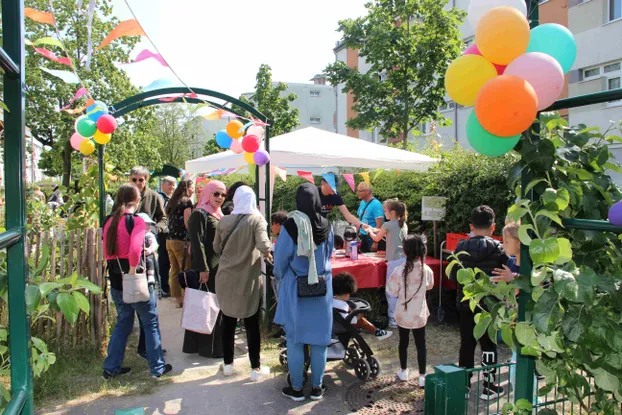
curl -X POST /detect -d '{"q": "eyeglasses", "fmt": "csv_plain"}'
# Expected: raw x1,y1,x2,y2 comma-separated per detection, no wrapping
357,189,368,193
131,177,145,183
213,192,227,198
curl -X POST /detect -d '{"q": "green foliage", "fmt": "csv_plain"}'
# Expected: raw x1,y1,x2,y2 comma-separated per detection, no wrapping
204,134,226,157
454,113,622,413
324,0,465,147
236,64,300,136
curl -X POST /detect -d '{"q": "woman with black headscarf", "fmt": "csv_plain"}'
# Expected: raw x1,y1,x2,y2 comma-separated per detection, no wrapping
221,181,247,215
274,183,334,402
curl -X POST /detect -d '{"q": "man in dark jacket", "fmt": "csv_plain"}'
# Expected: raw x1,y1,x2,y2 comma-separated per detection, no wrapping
156,176,176,297
450,205,508,401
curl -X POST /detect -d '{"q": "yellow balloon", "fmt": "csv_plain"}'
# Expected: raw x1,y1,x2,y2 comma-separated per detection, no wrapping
79,139,96,155
243,151,256,165
93,130,111,145
226,120,244,139
445,55,498,106
475,6,530,65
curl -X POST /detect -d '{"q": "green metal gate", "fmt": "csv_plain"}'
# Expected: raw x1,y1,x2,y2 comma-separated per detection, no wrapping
1,0,34,413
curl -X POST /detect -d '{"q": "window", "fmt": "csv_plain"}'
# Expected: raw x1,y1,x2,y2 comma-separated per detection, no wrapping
439,101,456,112
310,91,320,97
605,63,621,73
609,77,621,90
610,0,621,21
583,67,601,79
309,117,321,124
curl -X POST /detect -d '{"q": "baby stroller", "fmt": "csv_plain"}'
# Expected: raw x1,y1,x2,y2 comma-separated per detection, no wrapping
279,298,381,385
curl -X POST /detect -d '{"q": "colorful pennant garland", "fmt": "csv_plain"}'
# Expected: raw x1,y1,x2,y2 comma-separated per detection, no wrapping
321,173,337,193
343,174,356,192
297,171,315,184
97,19,146,51
24,7,55,25
273,166,287,182
34,47,72,66
59,87,88,111
133,49,168,67
359,172,371,187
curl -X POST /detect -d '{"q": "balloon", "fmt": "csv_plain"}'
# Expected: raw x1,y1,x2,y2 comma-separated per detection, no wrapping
70,133,85,151
526,23,577,74
475,6,530,65
75,116,97,138
466,111,520,157
230,138,244,154
445,55,498,106
241,134,260,153
215,130,233,149
463,44,506,75
468,0,527,31
253,149,270,166
96,114,117,134
247,125,265,139
475,75,538,137
504,52,564,110
226,120,244,139
93,130,111,145
86,100,108,122
243,151,255,165
79,139,95,155
608,200,622,226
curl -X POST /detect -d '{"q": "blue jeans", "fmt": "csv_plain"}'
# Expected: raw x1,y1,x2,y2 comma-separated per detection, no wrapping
104,287,166,377
287,339,327,390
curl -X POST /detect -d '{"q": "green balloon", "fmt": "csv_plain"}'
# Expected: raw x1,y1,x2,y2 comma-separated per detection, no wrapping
466,112,520,157
75,116,97,138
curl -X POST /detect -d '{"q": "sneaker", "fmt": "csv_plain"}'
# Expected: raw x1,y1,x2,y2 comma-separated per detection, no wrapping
282,386,305,402
375,329,393,341
388,318,398,329
250,366,270,382
397,368,409,381
419,374,426,388
480,384,505,401
151,364,173,379
102,367,131,380
222,363,234,376
310,384,328,401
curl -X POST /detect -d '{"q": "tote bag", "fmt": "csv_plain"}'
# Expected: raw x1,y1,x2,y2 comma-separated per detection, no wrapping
181,283,221,334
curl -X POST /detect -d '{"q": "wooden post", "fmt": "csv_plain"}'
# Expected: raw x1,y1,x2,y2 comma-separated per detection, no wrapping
34,231,41,269
88,229,97,344
96,228,103,345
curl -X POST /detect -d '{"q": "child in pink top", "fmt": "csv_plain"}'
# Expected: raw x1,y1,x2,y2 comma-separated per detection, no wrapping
386,234,434,387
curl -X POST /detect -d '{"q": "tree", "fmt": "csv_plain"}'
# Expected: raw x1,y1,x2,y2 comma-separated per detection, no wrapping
237,64,300,137
203,134,225,156
324,0,465,148
24,0,158,184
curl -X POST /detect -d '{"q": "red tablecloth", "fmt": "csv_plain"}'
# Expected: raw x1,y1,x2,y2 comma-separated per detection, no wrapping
331,255,455,290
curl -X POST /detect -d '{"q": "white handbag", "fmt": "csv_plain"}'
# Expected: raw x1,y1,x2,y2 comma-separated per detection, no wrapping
117,256,150,304
181,276,221,334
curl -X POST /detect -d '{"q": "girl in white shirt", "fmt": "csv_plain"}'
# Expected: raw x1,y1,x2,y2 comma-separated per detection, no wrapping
386,234,434,387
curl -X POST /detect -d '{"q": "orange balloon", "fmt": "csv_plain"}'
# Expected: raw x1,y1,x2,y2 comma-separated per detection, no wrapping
475,75,538,137
475,6,530,65
226,120,244,139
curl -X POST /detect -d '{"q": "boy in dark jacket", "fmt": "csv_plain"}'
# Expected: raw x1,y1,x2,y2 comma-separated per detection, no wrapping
451,205,508,401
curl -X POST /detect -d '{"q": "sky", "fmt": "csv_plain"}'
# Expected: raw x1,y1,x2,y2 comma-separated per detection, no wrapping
112,0,369,99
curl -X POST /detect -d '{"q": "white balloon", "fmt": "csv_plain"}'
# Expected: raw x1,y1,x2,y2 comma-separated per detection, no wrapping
247,125,265,140
468,0,527,31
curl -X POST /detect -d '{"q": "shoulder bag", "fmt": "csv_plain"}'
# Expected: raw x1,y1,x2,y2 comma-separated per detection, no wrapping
119,215,151,304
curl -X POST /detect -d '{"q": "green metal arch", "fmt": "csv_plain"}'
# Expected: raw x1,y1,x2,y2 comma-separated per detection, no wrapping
113,97,230,119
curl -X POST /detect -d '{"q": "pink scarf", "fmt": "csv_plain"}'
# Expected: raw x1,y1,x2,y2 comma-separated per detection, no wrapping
195,180,226,220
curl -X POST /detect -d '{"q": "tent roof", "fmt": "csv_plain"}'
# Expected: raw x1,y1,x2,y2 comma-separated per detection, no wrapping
185,127,437,174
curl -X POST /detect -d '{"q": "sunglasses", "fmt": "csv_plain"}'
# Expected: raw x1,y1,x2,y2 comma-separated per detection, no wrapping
131,177,145,183
213,192,227,198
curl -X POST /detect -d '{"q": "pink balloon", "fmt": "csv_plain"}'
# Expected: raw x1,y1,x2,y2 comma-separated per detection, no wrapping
464,44,506,75
230,137,243,154
70,133,85,151
504,52,564,110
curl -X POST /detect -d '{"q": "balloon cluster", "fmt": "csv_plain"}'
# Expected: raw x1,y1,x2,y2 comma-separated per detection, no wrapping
215,120,270,167
70,100,118,155
445,0,577,157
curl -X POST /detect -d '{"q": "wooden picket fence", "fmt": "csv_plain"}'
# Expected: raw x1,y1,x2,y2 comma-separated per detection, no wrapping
28,227,109,348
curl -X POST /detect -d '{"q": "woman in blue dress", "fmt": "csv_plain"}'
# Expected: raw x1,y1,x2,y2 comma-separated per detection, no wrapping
274,183,334,402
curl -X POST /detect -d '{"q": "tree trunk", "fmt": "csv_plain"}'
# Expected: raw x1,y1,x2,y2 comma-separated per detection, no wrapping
62,139,72,187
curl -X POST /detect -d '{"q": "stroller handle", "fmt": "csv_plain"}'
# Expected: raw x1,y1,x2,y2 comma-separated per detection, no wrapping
346,298,371,316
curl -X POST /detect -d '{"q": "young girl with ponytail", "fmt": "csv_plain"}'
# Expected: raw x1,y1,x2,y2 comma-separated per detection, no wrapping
386,234,434,387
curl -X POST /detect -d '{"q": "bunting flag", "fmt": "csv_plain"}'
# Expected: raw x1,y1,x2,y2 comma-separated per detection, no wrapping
85,0,97,70
158,93,198,102
297,171,315,184
132,49,168,66
33,37,63,49
63,105,87,115
397,169,401,176
143,78,172,91
373,168,384,181
59,87,88,111
204,109,223,120
24,8,55,25
196,177,210,187
359,172,371,187
97,19,146,51
272,166,287,182
40,67,80,83
321,173,337,193
34,47,72,66
239,121,254,134
250,117,270,127
343,174,355,192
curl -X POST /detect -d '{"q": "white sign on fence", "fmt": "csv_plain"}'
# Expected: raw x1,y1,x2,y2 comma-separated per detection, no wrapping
421,196,447,221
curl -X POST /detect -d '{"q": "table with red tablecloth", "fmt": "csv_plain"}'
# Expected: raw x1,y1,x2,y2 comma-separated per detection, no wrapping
331,255,456,290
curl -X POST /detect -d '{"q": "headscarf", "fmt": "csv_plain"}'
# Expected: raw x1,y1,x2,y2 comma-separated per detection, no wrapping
195,180,225,220
283,183,330,246
231,186,261,216
221,181,247,215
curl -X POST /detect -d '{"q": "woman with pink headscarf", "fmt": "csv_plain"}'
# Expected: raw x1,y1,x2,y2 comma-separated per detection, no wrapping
183,180,227,358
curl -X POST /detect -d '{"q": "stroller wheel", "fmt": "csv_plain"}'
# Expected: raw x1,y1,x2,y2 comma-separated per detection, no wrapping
344,346,361,368
279,350,288,367
367,356,381,378
287,371,309,387
354,358,371,380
